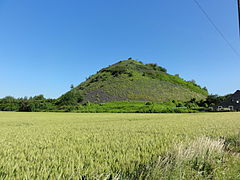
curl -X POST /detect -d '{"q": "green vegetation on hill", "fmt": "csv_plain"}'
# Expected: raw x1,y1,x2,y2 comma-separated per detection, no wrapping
58,59,208,105
58,101,199,113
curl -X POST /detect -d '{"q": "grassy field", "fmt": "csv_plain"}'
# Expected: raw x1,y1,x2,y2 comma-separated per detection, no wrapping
0,112,239,179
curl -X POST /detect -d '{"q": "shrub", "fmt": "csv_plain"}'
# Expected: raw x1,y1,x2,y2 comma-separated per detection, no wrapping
145,102,153,106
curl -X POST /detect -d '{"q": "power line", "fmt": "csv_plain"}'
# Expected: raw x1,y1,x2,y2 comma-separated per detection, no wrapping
192,0,240,57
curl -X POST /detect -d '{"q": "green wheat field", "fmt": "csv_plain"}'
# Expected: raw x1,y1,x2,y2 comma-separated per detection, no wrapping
0,112,240,179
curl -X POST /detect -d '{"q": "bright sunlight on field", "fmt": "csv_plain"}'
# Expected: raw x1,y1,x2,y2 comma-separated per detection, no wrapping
0,112,240,179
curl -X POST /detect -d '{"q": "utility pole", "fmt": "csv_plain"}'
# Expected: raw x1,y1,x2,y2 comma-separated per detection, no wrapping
238,0,240,36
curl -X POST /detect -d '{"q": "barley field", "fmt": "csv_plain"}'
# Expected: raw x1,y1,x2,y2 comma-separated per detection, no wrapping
0,112,239,179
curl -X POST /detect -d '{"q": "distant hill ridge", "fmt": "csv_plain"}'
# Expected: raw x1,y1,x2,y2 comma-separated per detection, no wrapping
57,59,208,105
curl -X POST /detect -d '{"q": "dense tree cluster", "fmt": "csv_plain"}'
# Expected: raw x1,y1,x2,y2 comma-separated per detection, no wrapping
0,95,57,112
183,94,232,108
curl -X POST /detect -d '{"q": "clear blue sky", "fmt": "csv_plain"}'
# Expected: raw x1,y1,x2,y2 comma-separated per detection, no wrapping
0,0,239,98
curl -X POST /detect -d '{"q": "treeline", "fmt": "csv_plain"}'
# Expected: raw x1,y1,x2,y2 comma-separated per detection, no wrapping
0,95,57,112
0,94,231,113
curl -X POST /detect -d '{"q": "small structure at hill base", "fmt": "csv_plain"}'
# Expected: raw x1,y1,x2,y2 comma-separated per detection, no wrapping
213,90,240,111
